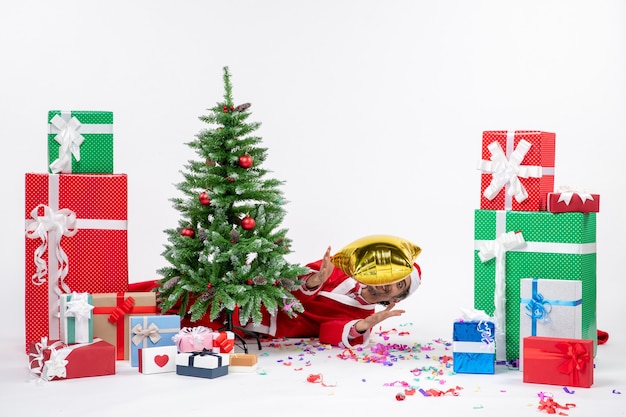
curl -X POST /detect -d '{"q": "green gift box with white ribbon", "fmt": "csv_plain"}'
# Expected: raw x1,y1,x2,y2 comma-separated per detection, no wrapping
48,110,114,174
473,209,596,362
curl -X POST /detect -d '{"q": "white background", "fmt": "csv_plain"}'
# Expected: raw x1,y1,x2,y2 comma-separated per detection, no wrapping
1,1,625,415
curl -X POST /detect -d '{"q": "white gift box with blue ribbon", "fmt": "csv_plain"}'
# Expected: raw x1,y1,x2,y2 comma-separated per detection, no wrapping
519,278,582,368
452,320,496,374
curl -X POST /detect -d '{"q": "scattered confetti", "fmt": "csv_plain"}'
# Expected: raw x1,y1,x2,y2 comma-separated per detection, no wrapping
563,386,575,394
395,392,406,401
612,389,622,394
306,373,336,387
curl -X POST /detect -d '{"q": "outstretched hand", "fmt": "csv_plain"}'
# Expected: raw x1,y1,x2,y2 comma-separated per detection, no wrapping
305,246,333,289
355,302,406,333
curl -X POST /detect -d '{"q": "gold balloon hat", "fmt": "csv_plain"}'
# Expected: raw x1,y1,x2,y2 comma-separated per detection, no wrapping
330,235,421,286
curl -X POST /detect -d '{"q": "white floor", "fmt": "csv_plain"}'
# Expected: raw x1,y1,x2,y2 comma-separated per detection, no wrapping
2,319,624,417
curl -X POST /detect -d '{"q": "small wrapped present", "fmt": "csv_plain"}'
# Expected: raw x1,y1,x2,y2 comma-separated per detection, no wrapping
523,336,593,388
138,346,177,374
229,353,258,373
477,130,556,211
92,292,157,360
519,278,582,366
212,331,235,353
452,311,496,374
28,337,115,381
129,315,180,367
172,326,214,353
547,186,600,213
48,110,114,174
60,292,94,344
176,350,229,379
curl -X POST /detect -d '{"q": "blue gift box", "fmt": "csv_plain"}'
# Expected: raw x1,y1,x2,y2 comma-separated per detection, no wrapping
129,315,180,367
176,350,229,379
453,320,496,374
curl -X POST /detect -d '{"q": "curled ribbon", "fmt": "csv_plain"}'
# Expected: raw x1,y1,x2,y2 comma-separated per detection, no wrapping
476,321,494,344
478,138,543,204
42,347,69,381
525,292,552,322
478,230,526,361
131,322,162,346
25,204,78,294
49,113,84,174
28,337,65,377
556,185,594,206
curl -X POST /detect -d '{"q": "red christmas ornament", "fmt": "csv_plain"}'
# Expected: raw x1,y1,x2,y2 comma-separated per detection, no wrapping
241,216,256,230
181,227,195,238
223,106,228,113
238,154,253,168
206,283,212,289
199,191,211,205
246,279,254,285
225,176,234,183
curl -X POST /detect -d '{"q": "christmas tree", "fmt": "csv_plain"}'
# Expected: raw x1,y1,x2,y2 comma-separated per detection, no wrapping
156,66,308,328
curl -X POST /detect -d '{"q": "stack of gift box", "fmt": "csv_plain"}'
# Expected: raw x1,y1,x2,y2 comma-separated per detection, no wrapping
453,130,598,388
23,110,259,382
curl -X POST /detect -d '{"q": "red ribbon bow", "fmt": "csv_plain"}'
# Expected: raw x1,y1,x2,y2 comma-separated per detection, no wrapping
555,341,589,386
108,296,136,323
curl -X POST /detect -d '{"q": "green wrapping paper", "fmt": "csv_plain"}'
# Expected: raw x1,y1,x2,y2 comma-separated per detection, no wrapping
48,110,114,174
473,209,596,362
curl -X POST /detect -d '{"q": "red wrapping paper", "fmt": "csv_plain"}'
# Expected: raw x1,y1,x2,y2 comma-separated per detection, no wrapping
28,338,115,381
479,130,556,211
522,336,594,388
24,173,128,352
547,192,600,213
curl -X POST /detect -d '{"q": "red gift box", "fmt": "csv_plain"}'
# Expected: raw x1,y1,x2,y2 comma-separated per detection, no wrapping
24,173,128,352
547,189,600,213
478,130,556,211
28,338,116,381
522,336,594,388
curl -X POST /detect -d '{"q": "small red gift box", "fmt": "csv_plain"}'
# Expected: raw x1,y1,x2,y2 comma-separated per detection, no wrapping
28,337,115,381
478,130,556,211
24,173,128,352
522,336,594,388
547,187,600,213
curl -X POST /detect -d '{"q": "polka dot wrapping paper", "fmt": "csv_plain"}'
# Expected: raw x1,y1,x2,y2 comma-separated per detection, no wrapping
478,130,555,211
24,173,129,353
473,209,597,362
47,110,114,174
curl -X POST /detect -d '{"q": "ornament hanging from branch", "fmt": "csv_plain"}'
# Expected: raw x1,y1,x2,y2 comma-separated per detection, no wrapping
241,215,255,230
238,153,253,168
230,229,240,243
199,191,211,205
180,227,195,238
199,287,216,302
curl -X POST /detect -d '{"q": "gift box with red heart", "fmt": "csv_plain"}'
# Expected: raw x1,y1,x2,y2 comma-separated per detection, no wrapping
138,346,177,374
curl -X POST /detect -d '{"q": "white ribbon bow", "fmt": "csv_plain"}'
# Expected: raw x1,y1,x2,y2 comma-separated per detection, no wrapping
42,347,69,380
65,292,94,343
478,139,543,204
478,230,526,361
556,185,594,205
49,113,85,174
25,204,78,292
173,326,212,350
131,323,162,346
